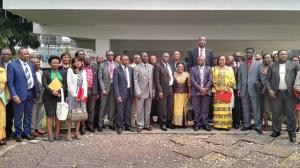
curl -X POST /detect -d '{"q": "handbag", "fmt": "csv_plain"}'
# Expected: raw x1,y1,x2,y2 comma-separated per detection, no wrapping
69,103,88,121
216,91,232,103
56,88,69,121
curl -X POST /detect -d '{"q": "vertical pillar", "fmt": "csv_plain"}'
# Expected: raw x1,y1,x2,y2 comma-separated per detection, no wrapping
95,39,110,56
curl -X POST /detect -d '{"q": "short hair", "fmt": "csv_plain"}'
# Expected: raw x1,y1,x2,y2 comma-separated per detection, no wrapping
17,47,28,55
245,47,255,53
106,50,114,57
176,62,185,70
48,55,61,64
75,50,84,57
262,53,272,59
1,47,11,54
60,52,71,59
277,50,286,55
290,55,300,62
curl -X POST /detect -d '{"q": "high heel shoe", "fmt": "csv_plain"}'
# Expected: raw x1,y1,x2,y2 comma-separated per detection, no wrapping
74,133,81,140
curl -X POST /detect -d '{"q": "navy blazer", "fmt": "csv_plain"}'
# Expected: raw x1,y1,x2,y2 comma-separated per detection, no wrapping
190,65,213,96
113,65,134,99
187,47,214,71
7,59,39,101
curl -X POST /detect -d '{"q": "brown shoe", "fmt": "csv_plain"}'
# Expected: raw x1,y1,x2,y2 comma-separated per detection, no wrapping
36,129,46,135
31,132,39,137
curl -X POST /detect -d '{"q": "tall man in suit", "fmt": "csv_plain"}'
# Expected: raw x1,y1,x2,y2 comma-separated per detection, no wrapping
190,56,213,131
238,48,265,134
0,48,14,140
98,51,119,132
113,55,134,134
170,50,187,72
266,50,299,143
134,52,154,133
154,52,174,131
7,48,39,142
187,36,214,71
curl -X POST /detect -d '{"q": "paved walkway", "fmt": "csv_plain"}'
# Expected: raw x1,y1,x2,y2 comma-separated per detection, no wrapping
0,127,299,168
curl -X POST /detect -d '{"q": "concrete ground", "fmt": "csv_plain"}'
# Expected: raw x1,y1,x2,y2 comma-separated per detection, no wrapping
0,126,299,168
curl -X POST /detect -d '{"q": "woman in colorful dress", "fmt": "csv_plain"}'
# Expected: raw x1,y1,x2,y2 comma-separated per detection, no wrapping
0,67,10,145
212,56,236,130
67,57,87,141
172,62,191,128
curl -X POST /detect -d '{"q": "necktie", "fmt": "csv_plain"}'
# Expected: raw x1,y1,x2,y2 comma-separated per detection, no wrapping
144,64,147,69
108,62,113,79
24,63,33,89
200,49,203,57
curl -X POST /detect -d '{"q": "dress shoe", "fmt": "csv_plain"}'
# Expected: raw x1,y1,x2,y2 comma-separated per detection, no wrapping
15,137,22,142
109,125,116,131
203,126,211,132
233,124,240,129
241,126,252,131
87,127,95,133
193,126,200,131
31,132,39,137
160,125,167,131
97,127,103,132
125,127,134,132
167,124,175,129
80,127,86,135
255,128,262,134
144,126,152,131
23,135,34,140
296,127,300,132
117,128,122,135
48,136,54,142
137,128,143,133
289,135,296,143
0,140,6,145
270,132,281,138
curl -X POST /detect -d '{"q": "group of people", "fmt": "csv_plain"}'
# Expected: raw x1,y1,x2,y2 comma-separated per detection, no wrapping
0,36,299,145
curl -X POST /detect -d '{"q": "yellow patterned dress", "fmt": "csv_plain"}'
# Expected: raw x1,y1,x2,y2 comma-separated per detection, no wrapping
212,66,235,129
0,67,10,141
172,72,191,126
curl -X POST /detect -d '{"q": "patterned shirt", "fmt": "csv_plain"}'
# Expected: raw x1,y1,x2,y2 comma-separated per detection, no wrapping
84,65,93,88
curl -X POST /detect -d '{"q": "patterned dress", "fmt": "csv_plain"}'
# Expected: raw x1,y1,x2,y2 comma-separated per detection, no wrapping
212,66,236,129
172,72,190,126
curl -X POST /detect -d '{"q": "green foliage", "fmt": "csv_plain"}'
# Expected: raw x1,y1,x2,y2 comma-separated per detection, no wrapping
0,7,41,53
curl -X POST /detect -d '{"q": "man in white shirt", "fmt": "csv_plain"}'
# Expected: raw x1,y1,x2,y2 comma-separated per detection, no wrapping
266,50,300,143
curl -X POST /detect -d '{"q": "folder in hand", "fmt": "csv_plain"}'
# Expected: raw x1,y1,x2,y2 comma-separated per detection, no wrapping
48,78,63,91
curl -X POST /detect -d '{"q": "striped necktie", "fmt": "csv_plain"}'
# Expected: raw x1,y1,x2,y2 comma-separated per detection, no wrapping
24,63,33,89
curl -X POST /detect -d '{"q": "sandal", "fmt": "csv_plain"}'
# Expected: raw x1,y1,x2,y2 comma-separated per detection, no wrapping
74,133,81,140
66,134,72,141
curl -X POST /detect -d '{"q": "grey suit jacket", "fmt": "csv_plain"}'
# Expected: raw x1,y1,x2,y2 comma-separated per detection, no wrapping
237,60,265,97
98,61,119,93
266,61,300,95
134,63,154,98
153,62,172,96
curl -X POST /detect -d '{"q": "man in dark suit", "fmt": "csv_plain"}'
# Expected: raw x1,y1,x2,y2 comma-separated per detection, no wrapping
187,36,214,71
266,50,299,143
7,48,39,142
154,52,174,131
113,55,134,134
190,56,213,131
0,48,14,140
169,50,187,72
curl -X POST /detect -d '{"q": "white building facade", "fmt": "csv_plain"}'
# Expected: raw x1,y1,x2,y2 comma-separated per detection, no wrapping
3,0,300,56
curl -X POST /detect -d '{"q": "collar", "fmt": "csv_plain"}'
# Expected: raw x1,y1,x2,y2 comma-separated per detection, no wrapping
19,59,28,64
121,65,127,69
198,47,206,50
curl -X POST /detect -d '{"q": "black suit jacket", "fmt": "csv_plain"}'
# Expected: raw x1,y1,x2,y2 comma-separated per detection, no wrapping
266,61,300,95
153,62,171,96
187,47,214,71
113,65,134,98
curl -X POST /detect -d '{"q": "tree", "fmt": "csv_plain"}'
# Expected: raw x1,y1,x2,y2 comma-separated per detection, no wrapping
0,0,40,53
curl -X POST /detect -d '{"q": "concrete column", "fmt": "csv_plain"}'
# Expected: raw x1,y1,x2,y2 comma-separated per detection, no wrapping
95,39,110,56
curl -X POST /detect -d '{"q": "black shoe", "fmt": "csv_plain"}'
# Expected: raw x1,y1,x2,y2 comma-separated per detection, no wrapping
233,124,240,129
167,124,175,129
80,127,86,135
193,126,200,131
289,135,296,143
203,126,211,132
255,128,262,134
125,127,134,132
296,127,299,132
109,125,116,131
241,126,252,131
270,132,281,138
160,125,167,131
23,135,34,140
15,137,22,142
97,127,103,132
87,127,95,133
117,128,122,135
